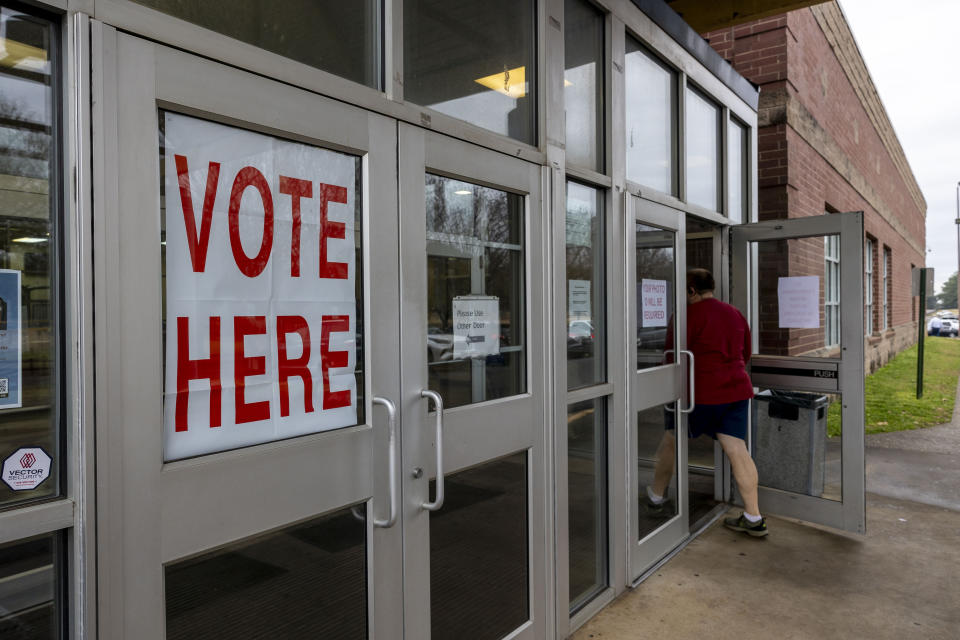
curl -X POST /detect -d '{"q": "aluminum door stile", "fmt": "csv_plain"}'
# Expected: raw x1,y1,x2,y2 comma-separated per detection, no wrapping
397,122,548,639
92,27,403,637
626,194,689,579
730,212,865,534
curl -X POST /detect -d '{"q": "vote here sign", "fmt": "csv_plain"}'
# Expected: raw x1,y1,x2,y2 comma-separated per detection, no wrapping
162,112,358,461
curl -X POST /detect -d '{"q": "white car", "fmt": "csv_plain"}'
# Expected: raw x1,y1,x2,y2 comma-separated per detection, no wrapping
940,317,958,337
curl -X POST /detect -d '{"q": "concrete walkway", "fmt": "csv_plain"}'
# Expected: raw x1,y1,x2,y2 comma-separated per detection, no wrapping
572,383,960,640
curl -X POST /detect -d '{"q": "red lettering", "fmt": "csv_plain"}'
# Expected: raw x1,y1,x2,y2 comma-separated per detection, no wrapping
175,155,220,272
234,316,270,424
277,315,314,417
228,167,274,278
318,183,348,279
175,316,221,431
320,315,351,409
279,176,312,277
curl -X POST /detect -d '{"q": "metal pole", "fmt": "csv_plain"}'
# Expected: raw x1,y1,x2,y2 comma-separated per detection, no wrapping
917,269,925,399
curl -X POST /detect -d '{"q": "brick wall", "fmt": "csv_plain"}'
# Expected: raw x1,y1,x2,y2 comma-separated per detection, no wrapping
704,2,926,371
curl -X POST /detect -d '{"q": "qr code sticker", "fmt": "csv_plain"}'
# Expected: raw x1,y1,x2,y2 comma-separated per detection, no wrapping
0,378,7,397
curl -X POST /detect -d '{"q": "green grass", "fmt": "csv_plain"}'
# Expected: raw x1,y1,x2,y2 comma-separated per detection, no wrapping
827,337,960,437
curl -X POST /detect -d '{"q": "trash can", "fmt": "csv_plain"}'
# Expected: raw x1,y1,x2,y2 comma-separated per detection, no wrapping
750,390,829,497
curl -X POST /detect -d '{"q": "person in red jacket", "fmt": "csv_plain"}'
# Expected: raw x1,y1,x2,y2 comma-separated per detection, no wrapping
647,268,767,537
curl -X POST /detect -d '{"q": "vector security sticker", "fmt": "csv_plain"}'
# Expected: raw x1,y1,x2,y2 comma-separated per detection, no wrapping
2,447,52,491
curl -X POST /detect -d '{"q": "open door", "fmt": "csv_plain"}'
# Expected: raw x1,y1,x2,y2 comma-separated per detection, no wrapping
731,212,865,534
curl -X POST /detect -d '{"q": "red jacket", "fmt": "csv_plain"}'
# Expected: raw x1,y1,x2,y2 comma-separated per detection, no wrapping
666,298,754,404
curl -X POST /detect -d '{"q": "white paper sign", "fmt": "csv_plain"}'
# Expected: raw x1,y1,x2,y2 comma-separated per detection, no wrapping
568,280,591,320
777,276,820,328
641,279,669,328
2,447,51,491
163,112,358,461
453,296,500,358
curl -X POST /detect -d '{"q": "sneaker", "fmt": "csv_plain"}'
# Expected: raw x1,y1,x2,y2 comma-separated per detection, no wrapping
724,513,768,537
643,497,673,517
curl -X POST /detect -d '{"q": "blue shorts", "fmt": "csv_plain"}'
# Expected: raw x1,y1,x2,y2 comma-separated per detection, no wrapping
666,399,749,441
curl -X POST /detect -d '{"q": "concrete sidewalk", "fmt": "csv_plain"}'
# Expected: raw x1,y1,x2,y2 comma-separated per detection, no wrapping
573,383,960,640
571,494,960,639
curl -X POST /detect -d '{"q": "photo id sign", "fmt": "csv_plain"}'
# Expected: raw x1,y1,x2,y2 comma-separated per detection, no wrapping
777,276,820,329
0,269,22,409
641,279,669,328
453,296,500,358
162,112,359,461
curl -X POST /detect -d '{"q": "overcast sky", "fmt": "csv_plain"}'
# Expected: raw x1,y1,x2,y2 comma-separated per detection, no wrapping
839,0,960,293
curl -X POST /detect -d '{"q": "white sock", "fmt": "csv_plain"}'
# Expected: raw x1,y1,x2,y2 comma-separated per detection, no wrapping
743,512,762,523
647,486,665,504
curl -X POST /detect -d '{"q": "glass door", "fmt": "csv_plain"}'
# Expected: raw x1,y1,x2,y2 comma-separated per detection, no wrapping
731,212,865,534
93,30,403,637
397,123,547,639
627,195,689,579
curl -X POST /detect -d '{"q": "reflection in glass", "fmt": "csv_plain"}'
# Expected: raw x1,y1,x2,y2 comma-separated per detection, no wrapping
425,175,525,409
751,389,841,501
0,534,59,639
130,0,380,88
568,399,607,612
404,0,536,144
754,236,838,357
0,7,59,508
728,118,748,223
638,404,679,540
824,236,840,347
165,506,367,639
431,453,528,639
625,38,675,194
566,182,605,389
636,223,675,370
685,87,720,212
564,0,604,171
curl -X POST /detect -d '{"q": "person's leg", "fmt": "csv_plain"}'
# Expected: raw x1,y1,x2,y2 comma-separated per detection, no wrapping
650,431,676,498
717,433,760,517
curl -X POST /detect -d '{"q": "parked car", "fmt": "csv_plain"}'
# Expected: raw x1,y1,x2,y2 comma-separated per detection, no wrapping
940,316,958,337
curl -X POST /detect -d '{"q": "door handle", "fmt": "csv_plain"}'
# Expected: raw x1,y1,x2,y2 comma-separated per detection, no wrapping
372,396,399,528
679,349,695,414
419,389,445,511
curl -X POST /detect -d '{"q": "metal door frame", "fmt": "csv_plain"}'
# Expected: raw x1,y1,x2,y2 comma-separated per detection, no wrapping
731,212,865,534
92,26,404,637
626,194,690,579
397,123,549,639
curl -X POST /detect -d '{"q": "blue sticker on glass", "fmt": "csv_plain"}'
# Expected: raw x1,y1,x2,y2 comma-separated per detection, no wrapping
0,269,22,409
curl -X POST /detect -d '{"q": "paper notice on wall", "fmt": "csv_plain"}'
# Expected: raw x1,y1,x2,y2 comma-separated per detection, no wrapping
568,280,591,320
162,112,358,462
453,296,500,358
777,276,820,328
641,279,669,328
0,269,22,410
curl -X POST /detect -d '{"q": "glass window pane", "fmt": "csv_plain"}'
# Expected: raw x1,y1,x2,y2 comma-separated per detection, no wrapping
404,0,537,144
727,118,747,223
564,0,604,171
685,88,720,211
625,38,675,194
637,403,679,540
129,0,380,88
0,7,59,508
0,533,61,639
425,175,525,409
159,112,366,461
636,223,675,370
566,182,605,389
568,398,607,612
754,235,840,357
430,453,528,639
165,505,367,639
752,389,841,501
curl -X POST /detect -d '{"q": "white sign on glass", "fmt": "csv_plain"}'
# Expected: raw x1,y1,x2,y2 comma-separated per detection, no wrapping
2,447,51,491
777,276,820,328
568,279,591,320
641,278,669,327
453,296,500,358
162,112,358,461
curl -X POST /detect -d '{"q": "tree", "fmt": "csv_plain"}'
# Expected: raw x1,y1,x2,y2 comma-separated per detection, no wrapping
937,272,958,309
